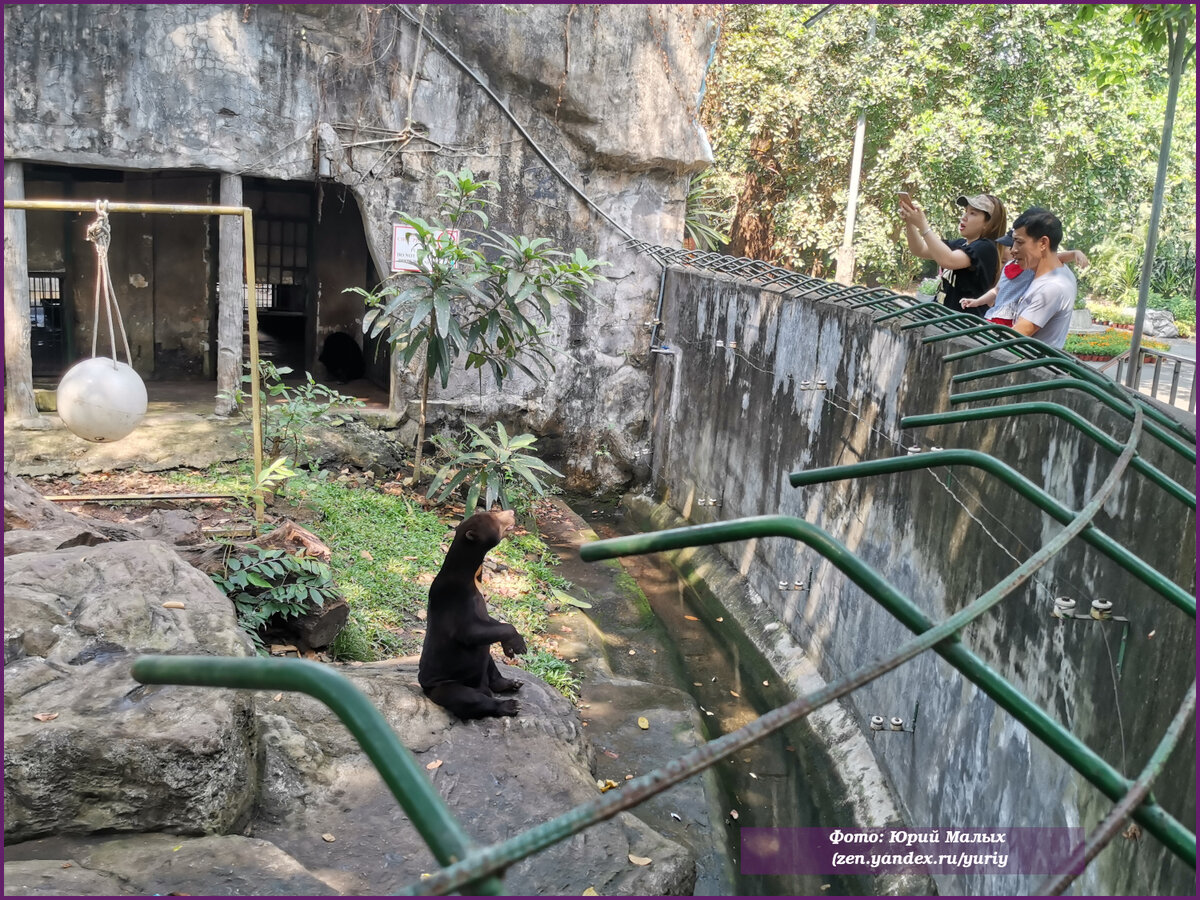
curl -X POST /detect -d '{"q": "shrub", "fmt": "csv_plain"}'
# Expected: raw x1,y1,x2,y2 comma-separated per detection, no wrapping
218,360,364,466
427,422,562,514
211,545,340,654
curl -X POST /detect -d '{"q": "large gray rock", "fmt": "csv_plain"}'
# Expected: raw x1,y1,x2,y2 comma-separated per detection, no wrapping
4,834,337,896
252,663,696,896
1143,307,1180,338
3,541,259,842
3,490,696,894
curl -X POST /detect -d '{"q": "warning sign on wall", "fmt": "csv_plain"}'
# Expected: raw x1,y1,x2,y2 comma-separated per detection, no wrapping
391,225,460,273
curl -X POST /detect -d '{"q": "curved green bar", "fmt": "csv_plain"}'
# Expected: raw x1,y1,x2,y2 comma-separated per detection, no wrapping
901,313,1013,335
787,450,1195,617
950,356,1196,442
873,300,957,323
579,516,1195,865
901,404,1195,508
130,656,504,895
950,380,1196,463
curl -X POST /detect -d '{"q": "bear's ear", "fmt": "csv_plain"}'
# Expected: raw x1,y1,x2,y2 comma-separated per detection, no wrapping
464,528,478,543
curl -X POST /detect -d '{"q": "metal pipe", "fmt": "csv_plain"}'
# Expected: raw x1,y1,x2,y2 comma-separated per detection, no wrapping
130,656,504,894
949,380,1196,463
948,357,1195,442
45,492,241,503
900,404,1195,508
3,198,266,526
1037,681,1196,895
579,514,1195,867
787,450,1195,618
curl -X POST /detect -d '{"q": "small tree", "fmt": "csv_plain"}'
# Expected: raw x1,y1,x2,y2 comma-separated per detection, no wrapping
347,169,606,482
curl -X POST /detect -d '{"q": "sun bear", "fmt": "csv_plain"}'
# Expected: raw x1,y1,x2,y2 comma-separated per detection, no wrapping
318,331,365,384
417,508,528,719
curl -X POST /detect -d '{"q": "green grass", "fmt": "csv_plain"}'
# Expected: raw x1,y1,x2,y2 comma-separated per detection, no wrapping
171,465,582,697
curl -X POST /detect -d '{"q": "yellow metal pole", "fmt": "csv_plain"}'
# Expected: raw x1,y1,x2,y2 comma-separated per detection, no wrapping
242,210,264,526
3,197,266,526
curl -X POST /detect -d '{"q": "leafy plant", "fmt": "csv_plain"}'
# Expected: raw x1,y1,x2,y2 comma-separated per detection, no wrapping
347,169,606,481
211,545,340,653
428,422,562,513
918,277,940,296
684,169,733,251
218,360,365,466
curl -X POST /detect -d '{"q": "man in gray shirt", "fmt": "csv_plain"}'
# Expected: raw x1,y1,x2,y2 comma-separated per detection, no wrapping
1009,208,1078,349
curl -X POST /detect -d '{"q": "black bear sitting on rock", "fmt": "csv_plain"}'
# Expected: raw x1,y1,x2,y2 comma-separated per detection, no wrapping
418,508,528,719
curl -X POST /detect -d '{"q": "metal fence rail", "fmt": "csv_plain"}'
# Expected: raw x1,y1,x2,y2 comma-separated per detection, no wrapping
130,254,1194,893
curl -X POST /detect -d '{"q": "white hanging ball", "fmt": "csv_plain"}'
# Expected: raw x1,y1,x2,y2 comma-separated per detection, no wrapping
56,358,148,442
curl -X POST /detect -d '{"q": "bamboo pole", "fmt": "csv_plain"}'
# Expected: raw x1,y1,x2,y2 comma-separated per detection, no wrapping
2,198,265,526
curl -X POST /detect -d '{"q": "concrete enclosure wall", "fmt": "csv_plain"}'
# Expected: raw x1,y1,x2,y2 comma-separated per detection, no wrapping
648,267,1196,895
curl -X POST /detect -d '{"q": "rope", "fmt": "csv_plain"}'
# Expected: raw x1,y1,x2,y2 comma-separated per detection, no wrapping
84,200,134,367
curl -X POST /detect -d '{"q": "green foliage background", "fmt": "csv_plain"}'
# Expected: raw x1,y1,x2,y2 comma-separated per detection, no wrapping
701,4,1196,288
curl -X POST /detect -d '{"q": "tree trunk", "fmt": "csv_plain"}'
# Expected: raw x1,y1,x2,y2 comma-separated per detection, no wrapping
412,347,431,483
216,173,244,415
726,135,779,263
4,162,39,420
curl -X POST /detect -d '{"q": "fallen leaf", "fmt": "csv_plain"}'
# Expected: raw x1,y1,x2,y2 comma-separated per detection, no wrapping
582,888,599,896
272,693,283,702
321,833,336,843
560,625,573,633
730,691,740,698
596,779,619,793
821,884,832,891
637,717,650,730
627,854,652,867
426,759,443,770
162,601,186,609
32,712,58,722
625,774,633,780
762,681,769,686
716,617,724,622
693,682,702,687
404,555,418,560
360,550,373,560
705,711,714,716
628,649,636,655
730,810,739,820
603,750,619,759
60,863,73,869
684,615,699,621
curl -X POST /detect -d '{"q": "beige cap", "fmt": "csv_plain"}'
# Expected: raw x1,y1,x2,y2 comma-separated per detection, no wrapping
956,194,996,217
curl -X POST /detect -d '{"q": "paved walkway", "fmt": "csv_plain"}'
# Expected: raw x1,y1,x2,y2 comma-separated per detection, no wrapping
1083,337,1196,413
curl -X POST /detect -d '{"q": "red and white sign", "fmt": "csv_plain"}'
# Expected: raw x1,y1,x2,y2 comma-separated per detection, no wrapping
391,224,460,273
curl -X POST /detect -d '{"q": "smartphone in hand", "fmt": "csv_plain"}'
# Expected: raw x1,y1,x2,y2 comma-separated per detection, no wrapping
897,191,912,208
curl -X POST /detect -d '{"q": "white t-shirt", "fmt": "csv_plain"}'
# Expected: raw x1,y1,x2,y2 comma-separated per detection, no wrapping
1013,266,1077,349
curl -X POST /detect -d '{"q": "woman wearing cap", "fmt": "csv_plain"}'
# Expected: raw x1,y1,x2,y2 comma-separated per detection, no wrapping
961,218,1089,327
898,193,1006,317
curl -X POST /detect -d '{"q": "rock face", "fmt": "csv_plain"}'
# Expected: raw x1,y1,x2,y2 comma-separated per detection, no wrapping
3,4,718,491
3,476,696,894
3,541,260,841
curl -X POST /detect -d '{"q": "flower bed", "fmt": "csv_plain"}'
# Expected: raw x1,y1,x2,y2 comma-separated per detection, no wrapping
1064,329,1169,361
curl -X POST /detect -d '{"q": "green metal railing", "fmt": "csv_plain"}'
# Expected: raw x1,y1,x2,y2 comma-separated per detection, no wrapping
127,265,1195,893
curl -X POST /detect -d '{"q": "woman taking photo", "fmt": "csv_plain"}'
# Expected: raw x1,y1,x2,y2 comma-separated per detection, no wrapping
898,193,1006,317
